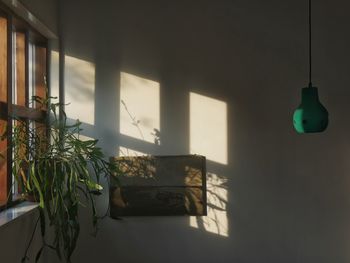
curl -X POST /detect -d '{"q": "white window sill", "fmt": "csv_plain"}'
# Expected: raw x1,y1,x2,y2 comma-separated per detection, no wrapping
0,201,39,228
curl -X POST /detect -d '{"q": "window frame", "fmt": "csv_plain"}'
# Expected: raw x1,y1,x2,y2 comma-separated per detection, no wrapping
0,5,50,211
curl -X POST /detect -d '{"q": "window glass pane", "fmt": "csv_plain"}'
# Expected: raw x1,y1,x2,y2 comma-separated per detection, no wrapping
33,121,47,156
12,119,27,195
34,46,47,107
50,51,59,101
28,42,33,106
29,44,46,108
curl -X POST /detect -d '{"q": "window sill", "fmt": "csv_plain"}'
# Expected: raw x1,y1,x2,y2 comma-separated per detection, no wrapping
0,201,39,228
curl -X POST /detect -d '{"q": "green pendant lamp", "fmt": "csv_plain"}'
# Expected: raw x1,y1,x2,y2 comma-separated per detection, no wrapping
293,0,328,133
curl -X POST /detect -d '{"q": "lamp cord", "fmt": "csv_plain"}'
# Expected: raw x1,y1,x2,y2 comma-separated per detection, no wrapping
308,0,312,87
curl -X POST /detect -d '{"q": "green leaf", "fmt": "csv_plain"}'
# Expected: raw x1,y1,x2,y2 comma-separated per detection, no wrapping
31,172,44,208
82,179,103,191
10,92,126,262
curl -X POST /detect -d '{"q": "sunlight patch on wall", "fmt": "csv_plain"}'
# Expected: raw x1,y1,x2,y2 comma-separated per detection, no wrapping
118,146,147,157
190,92,227,165
75,133,95,142
50,51,59,100
120,72,160,144
65,55,95,125
190,173,228,237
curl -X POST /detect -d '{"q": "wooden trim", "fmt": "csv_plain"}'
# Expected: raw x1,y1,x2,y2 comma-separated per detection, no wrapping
24,29,29,107
9,103,46,122
0,16,7,204
0,16,7,103
15,31,25,106
6,13,12,203
0,119,7,204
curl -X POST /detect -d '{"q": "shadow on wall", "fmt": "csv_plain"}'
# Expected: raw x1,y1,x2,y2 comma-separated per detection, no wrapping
58,51,231,240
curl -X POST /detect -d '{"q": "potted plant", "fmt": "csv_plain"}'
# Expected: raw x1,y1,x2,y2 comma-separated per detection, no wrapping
9,95,120,262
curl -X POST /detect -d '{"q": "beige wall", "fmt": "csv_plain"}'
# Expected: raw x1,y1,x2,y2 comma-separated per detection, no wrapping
2,0,350,262
60,1,350,262
0,210,43,262
19,0,58,35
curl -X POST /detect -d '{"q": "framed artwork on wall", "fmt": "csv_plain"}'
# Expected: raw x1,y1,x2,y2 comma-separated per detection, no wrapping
109,155,207,217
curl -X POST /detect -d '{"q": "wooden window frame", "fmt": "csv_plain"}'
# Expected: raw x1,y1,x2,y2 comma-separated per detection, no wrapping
0,5,49,211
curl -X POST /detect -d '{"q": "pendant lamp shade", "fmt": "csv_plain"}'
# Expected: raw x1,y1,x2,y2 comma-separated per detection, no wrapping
292,0,329,133
293,85,328,133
